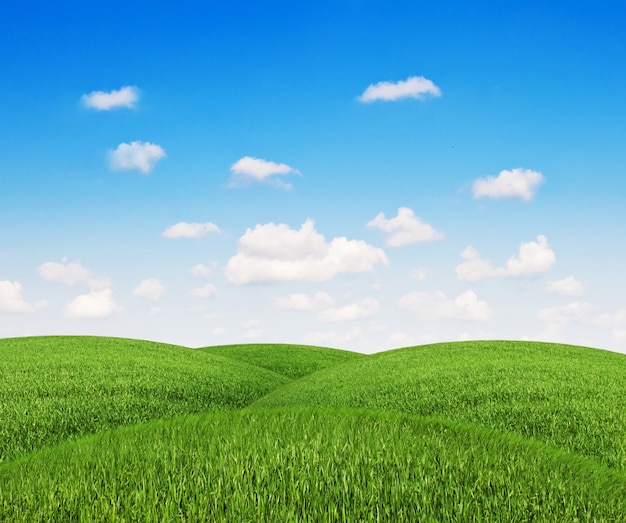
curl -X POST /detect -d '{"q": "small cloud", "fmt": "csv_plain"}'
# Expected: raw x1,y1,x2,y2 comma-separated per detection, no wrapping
367,207,443,246
0,280,39,312
456,236,556,281
472,168,544,201
132,279,165,301
411,267,427,281
64,288,121,319
317,297,379,322
546,276,585,296
109,141,166,174
38,259,109,290
162,222,221,239
191,264,212,277
537,301,595,327
81,86,139,110
398,290,492,321
229,156,300,189
190,284,217,298
358,75,441,103
225,219,388,284
274,292,335,311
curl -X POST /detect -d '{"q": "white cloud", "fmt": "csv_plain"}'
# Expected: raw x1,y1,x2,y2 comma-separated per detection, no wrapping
317,297,379,322
161,222,221,239
411,267,427,281
593,309,626,327
505,235,556,276
537,302,595,327
358,75,441,103
274,292,335,311
81,86,139,110
38,259,109,290
367,207,443,246
229,156,300,189
546,276,585,296
190,284,217,298
472,168,544,201
191,264,212,277
109,141,166,174
456,236,556,281
0,281,41,312
225,219,388,283
398,290,493,321
64,289,121,319
132,279,165,301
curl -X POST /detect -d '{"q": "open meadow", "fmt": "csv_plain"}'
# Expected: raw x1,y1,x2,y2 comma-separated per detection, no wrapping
1,336,625,521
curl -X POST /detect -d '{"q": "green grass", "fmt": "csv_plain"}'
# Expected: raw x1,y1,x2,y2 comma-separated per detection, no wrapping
2,335,626,521
1,409,624,522
199,343,364,379
0,336,290,463
251,340,626,472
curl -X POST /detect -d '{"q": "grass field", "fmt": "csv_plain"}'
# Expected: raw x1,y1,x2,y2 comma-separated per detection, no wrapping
1,336,625,521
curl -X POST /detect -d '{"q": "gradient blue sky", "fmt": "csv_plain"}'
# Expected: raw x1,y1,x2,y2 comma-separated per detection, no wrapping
2,1,626,353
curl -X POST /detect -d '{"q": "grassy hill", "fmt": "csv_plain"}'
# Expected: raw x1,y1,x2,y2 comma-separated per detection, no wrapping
199,342,363,379
1,336,625,521
0,336,290,463
251,340,626,472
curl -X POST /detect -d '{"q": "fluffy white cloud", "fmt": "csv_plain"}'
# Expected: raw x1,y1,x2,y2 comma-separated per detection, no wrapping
317,297,379,322
109,141,166,174
456,236,556,281
191,264,212,277
132,279,165,301
190,284,217,298
398,290,492,321
358,75,441,103
505,235,556,275
229,156,300,189
225,219,388,283
546,276,585,296
38,259,109,290
367,207,443,246
0,281,44,312
81,86,139,110
64,289,121,319
162,222,221,239
274,292,335,311
472,168,544,201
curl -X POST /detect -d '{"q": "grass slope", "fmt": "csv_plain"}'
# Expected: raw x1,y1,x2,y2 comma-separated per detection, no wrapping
0,336,290,463
1,409,624,522
199,343,364,379
251,340,626,471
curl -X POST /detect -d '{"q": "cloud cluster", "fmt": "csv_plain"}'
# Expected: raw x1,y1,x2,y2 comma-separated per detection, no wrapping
109,141,166,174
229,156,300,189
226,219,388,283
81,86,139,110
472,168,544,201
398,290,492,321
38,259,120,319
0,281,46,312
367,207,443,246
358,76,441,103
456,235,556,281
162,222,221,239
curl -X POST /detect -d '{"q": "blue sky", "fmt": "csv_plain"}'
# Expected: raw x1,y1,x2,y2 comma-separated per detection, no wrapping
1,1,626,353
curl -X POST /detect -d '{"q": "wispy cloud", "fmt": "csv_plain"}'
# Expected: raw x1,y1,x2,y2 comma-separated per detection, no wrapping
546,276,585,296
225,219,388,283
229,156,300,189
358,76,441,103
81,86,140,110
317,297,380,322
109,141,166,174
190,284,217,298
456,235,556,281
0,281,46,312
38,258,110,290
398,290,492,321
368,207,443,246
472,168,544,201
162,222,221,239
132,279,165,301
274,292,335,311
